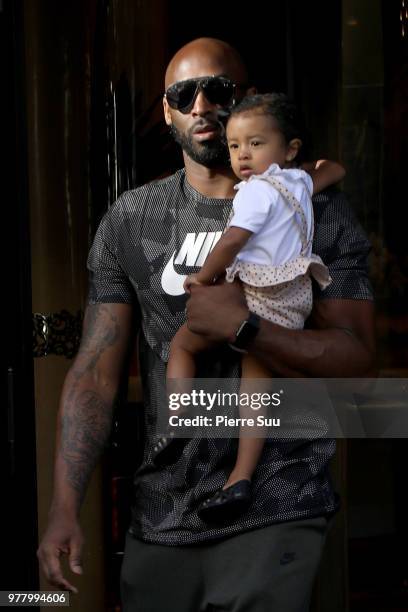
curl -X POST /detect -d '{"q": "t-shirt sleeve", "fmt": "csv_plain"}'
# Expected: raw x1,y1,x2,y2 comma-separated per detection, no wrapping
312,190,373,300
87,200,134,305
229,179,277,234
302,172,313,197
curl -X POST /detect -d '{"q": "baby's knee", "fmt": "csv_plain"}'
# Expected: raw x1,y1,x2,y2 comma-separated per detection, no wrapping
170,324,211,356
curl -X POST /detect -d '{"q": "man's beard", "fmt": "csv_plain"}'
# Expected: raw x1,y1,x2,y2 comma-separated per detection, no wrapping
170,123,230,168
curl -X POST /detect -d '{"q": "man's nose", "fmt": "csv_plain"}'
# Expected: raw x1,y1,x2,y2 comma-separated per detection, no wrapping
191,89,216,116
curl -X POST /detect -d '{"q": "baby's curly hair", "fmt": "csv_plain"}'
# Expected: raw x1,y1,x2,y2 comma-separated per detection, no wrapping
228,93,310,163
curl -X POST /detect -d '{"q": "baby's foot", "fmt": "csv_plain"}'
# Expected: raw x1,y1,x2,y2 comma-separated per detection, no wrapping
197,479,251,523
222,471,252,490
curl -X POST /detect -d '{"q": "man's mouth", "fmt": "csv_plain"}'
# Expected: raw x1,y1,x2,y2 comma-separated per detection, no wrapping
192,123,220,141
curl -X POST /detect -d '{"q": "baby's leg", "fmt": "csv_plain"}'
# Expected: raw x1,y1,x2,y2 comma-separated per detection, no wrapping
197,354,272,521
167,323,214,379
224,354,271,488
153,324,215,465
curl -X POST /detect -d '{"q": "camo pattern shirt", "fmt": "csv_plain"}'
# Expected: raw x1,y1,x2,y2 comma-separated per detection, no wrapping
87,169,372,545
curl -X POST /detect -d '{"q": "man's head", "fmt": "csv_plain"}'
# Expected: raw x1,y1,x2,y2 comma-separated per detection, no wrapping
163,38,250,168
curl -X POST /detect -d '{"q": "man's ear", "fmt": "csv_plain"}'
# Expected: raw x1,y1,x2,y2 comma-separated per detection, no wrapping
286,138,302,162
163,96,172,126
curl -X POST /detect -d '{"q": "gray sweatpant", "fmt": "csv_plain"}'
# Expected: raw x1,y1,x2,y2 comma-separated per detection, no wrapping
120,516,329,612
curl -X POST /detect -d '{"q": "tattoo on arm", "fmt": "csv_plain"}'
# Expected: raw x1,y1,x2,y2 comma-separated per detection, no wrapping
61,391,113,499
60,304,122,499
73,304,120,376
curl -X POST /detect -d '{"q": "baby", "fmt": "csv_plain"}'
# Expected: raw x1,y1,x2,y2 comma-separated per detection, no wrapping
154,93,344,523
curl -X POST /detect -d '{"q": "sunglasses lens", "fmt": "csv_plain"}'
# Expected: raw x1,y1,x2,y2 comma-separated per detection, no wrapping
166,81,198,112
203,79,234,106
177,82,200,111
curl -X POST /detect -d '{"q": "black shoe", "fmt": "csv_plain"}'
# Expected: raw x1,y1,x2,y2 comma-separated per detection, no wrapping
197,480,251,523
152,434,186,466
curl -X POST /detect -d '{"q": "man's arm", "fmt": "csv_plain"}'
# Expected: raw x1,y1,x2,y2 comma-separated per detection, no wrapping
251,297,375,377
186,281,375,377
37,302,133,592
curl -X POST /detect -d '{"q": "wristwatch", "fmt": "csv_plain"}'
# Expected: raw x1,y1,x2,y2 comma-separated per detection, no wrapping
229,312,261,353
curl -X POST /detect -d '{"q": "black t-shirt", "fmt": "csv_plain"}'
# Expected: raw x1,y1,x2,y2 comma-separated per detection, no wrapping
87,169,372,545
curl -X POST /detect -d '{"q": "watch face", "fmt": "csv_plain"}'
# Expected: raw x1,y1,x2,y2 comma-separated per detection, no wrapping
235,321,247,337
232,313,260,351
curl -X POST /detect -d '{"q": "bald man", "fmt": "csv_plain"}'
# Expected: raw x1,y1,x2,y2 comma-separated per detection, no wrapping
38,38,374,611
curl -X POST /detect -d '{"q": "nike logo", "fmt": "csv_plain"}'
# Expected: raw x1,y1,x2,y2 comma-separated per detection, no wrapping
280,552,296,565
161,231,222,296
161,252,186,296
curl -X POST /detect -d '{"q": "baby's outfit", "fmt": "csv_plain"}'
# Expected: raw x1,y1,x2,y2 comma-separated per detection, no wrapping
225,163,331,329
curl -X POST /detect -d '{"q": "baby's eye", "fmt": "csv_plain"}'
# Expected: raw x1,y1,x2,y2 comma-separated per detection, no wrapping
251,140,262,147
228,143,238,150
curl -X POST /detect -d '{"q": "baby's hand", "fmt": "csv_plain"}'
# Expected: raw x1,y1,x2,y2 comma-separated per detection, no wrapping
184,274,204,294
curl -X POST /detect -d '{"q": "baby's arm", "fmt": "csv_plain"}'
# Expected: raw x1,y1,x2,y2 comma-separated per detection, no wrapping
185,226,252,290
302,159,346,194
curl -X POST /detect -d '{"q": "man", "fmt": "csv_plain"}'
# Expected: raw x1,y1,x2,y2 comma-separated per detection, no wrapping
38,38,374,611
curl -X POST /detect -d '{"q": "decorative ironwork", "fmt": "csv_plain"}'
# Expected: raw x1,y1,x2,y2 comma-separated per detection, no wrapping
33,310,83,359
402,0,407,38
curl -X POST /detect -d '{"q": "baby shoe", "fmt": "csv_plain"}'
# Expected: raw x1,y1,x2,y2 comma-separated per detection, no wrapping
197,479,251,523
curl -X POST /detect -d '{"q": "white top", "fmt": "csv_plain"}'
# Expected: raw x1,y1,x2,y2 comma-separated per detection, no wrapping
229,163,314,266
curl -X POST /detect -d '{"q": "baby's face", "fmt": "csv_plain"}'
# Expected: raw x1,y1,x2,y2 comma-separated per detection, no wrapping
226,112,288,180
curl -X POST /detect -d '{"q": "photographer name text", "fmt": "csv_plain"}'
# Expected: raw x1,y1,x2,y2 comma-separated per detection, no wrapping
168,415,281,428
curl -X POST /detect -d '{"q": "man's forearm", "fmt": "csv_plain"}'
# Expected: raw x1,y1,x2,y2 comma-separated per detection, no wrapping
250,319,374,377
186,284,376,378
51,375,116,515
49,302,132,516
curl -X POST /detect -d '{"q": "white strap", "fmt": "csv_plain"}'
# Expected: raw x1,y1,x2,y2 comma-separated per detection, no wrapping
258,175,311,256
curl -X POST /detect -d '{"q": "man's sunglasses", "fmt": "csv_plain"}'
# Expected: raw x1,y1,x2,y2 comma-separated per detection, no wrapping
165,75,236,114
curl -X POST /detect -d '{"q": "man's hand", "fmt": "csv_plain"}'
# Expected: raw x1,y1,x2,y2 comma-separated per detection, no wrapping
186,279,249,342
37,511,84,593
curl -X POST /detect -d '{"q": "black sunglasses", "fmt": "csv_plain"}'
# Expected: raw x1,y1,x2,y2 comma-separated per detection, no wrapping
165,75,236,114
